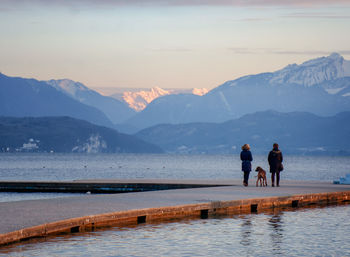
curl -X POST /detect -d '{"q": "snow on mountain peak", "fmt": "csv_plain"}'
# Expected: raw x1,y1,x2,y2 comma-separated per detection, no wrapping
329,52,342,60
122,87,171,112
46,79,89,99
270,53,350,87
119,87,209,111
192,88,209,96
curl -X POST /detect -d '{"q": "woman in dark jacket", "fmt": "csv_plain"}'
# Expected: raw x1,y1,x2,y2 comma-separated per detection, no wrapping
268,143,283,187
240,144,253,187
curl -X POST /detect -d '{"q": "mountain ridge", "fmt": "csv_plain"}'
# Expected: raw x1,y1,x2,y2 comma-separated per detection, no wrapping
135,110,350,155
0,116,163,153
46,79,136,124
0,73,115,129
125,53,350,132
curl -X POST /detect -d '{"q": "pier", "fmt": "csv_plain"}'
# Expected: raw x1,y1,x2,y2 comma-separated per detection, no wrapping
1,179,350,246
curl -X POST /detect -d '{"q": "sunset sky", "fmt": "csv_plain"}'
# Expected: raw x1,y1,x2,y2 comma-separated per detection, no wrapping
1,0,350,91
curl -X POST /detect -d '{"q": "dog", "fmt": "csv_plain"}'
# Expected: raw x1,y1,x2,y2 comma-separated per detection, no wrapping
255,166,268,187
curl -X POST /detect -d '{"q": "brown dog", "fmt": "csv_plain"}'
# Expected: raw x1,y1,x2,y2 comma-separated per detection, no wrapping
255,166,268,187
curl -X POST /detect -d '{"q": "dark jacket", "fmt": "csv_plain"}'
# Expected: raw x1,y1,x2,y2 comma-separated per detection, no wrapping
268,148,283,173
240,150,253,172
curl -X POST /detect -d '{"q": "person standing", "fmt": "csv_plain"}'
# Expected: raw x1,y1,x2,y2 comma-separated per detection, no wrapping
240,144,253,187
268,143,283,187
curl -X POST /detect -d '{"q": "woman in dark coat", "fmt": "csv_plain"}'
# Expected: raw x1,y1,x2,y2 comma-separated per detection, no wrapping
268,143,283,187
240,144,253,187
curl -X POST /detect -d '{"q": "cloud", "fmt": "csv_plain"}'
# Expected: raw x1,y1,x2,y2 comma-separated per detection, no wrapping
233,17,273,22
227,48,261,54
227,48,350,56
2,0,350,9
271,50,350,56
151,48,194,53
283,12,350,19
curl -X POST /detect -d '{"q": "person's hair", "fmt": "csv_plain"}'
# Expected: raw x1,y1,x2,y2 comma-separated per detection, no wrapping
242,144,250,150
273,143,279,149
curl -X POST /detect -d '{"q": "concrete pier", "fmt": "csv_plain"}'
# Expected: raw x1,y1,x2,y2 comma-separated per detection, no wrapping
0,179,350,246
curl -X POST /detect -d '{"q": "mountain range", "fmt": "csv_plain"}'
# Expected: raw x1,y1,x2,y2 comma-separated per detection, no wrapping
0,116,162,153
125,53,350,132
0,73,208,132
135,110,350,155
1,53,350,154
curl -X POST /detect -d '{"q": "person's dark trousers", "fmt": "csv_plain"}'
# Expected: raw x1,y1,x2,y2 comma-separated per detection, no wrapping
243,171,250,186
271,171,280,187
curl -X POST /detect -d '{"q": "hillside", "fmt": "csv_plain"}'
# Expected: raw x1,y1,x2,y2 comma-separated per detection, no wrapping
0,73,115,129
135,111,350,155
0,116,163,153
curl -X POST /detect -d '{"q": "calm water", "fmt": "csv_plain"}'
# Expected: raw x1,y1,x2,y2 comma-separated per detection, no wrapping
1,153,349,182
1,205,349,256
1,153,350,202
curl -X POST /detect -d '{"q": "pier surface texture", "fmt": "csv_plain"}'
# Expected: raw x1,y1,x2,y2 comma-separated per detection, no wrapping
1,179,350,246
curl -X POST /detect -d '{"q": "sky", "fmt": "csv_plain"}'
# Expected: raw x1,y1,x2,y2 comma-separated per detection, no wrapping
1,0,350,91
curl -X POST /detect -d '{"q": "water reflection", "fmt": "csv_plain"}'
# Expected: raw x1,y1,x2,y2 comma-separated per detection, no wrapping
268,212,284,255
239,211,285,256
240,218,253,247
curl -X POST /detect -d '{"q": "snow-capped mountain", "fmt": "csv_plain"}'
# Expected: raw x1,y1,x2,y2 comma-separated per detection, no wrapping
216,52,350,97
46,79,135,124
120,87,171,111
270,52,350,87
221,53,350,89
124,53,350,132
112,87,209,111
